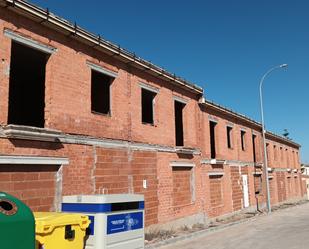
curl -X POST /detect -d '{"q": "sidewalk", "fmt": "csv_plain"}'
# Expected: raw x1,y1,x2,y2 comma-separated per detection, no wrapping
146,200,309,249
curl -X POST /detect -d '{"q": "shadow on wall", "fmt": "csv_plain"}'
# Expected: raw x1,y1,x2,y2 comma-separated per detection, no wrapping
8,139,64,150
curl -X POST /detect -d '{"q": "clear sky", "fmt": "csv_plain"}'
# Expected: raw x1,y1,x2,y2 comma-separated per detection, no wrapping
29,0,309,163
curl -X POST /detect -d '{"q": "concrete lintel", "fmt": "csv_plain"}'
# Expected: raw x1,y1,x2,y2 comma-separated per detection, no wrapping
201,159,255,167
208,172,224,176
272,168,289,172
173,96,188,104
139,82,159,93
0,125,200,154
2,124,63,142
4,29,57,54
208,115,218,123
86,61,118,78
253,172,262,175
0,155,69,165
61,134,201,154
170,161,195,168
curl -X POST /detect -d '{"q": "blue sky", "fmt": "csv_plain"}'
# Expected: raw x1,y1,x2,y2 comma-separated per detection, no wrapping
30,0,309,162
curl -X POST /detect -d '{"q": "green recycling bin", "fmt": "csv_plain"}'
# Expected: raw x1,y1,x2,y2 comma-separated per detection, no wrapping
0,192,35,249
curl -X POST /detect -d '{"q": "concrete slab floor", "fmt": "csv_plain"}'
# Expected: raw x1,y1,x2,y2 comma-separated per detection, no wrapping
159,202,309,249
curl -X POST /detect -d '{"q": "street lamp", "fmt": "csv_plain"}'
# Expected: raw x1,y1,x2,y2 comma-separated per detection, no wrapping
259,64,288,214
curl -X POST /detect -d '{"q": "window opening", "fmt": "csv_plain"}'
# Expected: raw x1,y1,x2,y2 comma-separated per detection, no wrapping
227,126,232,149
210,121,217,159
241,130,246,151
175,101,185,146
91,70,113,115
8,41,49,127
141,88,156,124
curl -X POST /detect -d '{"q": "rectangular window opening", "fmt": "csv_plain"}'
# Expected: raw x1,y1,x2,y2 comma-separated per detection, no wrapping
241,130,246,151
91,70,113,115
8,41,50,127
252,134,257,162
141,88,156,125
175,101,185,146
226,126,232,149
210,121,217,159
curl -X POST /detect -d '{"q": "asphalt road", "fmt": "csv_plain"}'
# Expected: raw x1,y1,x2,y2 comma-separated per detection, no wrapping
160,202,309,249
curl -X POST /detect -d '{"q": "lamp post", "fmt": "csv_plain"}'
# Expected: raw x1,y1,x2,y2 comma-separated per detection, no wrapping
259,63,288,213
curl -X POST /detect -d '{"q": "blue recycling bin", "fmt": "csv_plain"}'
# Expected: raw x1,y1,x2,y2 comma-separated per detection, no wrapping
62,194,144,249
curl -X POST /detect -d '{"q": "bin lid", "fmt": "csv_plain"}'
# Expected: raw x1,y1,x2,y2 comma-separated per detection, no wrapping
63,194,144,204
34,212,90,234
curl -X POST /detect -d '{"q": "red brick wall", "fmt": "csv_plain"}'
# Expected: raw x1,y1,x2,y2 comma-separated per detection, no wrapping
301,177,308,198
269,177,276,205
0,138,94,211
94,148,159,226
0,8,199,149
0,5,305,229
230,166,243,211
265,139,301,171
172,167,193,207
0,165,57,211
209,175,223,207
276,172,287,202
156,153,202,225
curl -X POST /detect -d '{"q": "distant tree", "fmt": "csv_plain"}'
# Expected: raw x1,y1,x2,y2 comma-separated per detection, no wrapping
283,129,290,139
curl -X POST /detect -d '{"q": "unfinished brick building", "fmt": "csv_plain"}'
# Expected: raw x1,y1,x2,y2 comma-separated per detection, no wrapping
0,0,304,229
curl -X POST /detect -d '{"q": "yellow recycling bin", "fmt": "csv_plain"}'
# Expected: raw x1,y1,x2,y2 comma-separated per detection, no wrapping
34,212,90,249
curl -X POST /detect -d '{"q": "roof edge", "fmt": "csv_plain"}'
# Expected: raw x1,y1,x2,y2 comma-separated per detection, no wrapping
203,100,301,148
0,0,203,95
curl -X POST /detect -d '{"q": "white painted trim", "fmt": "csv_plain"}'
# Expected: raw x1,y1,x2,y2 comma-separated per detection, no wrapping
86,61,118,78
0,126,201,154
2,124,62,142
0,155,69,165
201,159,254,167
226,123,234,128
273,168,289,172
208,116,218,123
4,29,57,54
210,159,226,165
252,131,259,136
253,172,262,175
139,82,159,93
268,176,274,179
170,161,195,168
208,172,224,176
173,96,188,104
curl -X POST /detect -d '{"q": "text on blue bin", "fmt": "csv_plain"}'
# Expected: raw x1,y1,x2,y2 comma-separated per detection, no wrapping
107,212,143,235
